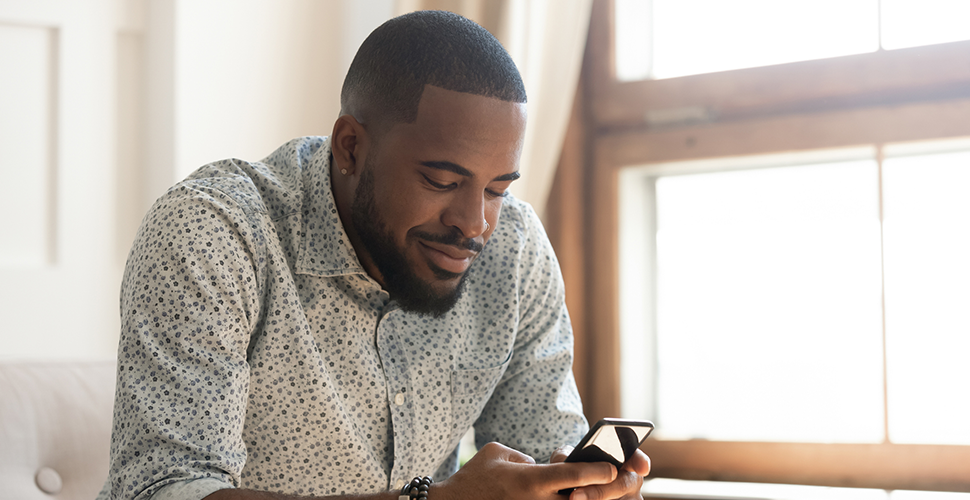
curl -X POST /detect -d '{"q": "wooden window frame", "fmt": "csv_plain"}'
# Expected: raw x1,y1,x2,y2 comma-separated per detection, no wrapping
578,0,970,492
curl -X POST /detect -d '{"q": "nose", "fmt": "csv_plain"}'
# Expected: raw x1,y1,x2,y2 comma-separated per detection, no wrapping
442,192,488,238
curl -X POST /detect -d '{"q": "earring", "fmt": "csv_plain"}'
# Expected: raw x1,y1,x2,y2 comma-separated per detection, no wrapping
484,220,490,232
340,169,348,175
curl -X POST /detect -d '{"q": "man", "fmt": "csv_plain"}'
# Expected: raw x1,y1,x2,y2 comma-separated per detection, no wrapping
99,10,649,500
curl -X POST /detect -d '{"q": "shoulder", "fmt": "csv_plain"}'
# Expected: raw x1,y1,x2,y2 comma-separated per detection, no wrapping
165,136,327,218
490,194,549,254
475,194,561,294
491,194,557,269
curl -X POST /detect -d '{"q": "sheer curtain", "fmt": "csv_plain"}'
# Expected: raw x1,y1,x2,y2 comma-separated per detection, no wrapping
395,0,593,219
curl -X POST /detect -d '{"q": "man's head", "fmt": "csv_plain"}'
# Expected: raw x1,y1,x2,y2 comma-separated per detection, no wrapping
330,11,527,317
340,10,527,135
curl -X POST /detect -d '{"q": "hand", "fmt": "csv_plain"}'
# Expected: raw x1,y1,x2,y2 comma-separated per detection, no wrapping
433,442,618,500
549,445,651,500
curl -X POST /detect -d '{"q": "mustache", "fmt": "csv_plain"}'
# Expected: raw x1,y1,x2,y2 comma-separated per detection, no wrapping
412,229,484,254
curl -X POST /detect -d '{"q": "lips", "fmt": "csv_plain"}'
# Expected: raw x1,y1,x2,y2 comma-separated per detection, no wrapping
418,241,477,275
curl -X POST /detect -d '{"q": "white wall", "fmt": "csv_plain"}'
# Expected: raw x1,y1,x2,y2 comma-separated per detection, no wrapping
155,0,394,203
0,0,394,361
171,0,388,180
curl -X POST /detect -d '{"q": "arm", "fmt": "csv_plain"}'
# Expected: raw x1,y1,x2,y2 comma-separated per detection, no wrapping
203,443,617,500
472,203,651,500
473,202,587,462
204,489,398,500
105,180,266,499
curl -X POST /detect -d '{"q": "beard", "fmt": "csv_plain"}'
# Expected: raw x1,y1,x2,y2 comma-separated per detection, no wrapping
350,163,481,318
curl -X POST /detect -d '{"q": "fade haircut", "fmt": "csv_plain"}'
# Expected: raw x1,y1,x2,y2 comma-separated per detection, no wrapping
340,10,527,134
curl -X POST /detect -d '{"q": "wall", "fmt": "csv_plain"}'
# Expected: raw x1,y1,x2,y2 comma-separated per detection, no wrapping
0,0,394,361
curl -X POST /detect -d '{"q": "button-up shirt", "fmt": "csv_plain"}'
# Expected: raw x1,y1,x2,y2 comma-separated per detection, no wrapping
98,137,587,500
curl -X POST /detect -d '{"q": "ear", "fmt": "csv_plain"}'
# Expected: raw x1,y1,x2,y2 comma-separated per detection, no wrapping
330,114,368,176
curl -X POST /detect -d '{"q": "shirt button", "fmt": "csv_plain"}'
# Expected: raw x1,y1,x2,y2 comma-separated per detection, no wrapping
394,479,405,490
394,392,405,406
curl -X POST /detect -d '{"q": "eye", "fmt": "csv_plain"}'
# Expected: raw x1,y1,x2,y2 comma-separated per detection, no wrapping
422,174,455,190
485,188,509,199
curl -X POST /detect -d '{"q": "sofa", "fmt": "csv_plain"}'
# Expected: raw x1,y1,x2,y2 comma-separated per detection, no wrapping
0,361,116,500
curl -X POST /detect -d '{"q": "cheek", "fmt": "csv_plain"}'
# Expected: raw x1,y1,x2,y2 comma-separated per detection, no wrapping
375,187,443,239
486,199,504,223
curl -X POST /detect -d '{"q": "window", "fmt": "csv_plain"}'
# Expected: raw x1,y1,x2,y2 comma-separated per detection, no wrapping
621,150,884,444
578,0,970,492
619,140,970,448
882,143,970,446
615,0,970,81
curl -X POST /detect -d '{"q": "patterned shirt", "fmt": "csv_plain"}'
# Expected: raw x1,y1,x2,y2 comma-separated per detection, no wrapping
97,137,587,500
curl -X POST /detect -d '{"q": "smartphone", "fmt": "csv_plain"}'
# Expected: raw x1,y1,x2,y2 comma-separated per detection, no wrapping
558,418,653,495
564,418,654,468
557,418,653,495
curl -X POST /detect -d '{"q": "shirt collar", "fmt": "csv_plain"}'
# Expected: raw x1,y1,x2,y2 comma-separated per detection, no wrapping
295,137,369,278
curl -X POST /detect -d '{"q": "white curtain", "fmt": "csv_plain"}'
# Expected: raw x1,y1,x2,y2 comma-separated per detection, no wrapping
395,0,593,220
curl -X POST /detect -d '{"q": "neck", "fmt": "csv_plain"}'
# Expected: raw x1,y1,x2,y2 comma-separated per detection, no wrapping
329,154,386,287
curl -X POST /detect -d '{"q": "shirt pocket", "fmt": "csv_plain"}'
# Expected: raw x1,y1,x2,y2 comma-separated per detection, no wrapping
448,352,512,434
451,351,513,396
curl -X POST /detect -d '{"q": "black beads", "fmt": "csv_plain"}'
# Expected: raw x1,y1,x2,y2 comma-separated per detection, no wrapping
402,476,433,499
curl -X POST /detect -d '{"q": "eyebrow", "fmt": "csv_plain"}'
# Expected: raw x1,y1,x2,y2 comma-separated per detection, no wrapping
421,161,521,183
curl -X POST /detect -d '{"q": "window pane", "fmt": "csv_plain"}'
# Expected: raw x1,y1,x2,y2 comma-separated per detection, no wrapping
615,0,652,81
883,150,970,445
655,160,884,442
881,0,970,50
651,0,878,79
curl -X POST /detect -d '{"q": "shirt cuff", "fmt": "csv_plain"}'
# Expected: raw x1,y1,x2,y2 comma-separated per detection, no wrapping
149,478,234,500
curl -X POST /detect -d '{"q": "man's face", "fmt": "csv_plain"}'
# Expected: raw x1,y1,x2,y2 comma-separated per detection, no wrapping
350,85,526,316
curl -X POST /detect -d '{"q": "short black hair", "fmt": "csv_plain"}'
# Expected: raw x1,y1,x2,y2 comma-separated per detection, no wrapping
340,10,527,132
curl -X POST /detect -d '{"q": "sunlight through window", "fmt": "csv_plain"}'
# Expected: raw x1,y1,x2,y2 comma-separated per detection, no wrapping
620,142,970,447
880,0,970,50
653,159,884,442
615,0,970,80
882,149,970,445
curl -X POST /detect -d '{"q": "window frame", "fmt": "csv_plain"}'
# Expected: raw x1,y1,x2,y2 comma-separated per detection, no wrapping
582,0,970,492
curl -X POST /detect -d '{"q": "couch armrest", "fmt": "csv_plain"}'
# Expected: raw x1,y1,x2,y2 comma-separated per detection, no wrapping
0,361,116,500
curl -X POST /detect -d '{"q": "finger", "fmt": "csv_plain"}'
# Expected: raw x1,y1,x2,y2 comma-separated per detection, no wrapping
550,445,574,464
621,449,651,477
478,441,537,465
545,461,616,490
570,469,641,500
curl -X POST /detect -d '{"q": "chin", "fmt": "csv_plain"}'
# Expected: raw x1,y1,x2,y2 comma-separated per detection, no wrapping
396,263,470,318
431,276,464,296
425,260,467,283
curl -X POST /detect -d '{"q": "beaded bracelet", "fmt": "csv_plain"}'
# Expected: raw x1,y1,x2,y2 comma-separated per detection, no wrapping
398,476,433,500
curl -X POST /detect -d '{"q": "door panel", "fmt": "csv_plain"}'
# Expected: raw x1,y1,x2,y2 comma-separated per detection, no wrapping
0,0,128,360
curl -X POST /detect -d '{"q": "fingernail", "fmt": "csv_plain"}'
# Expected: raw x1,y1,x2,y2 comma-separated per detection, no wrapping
572,490,587,500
